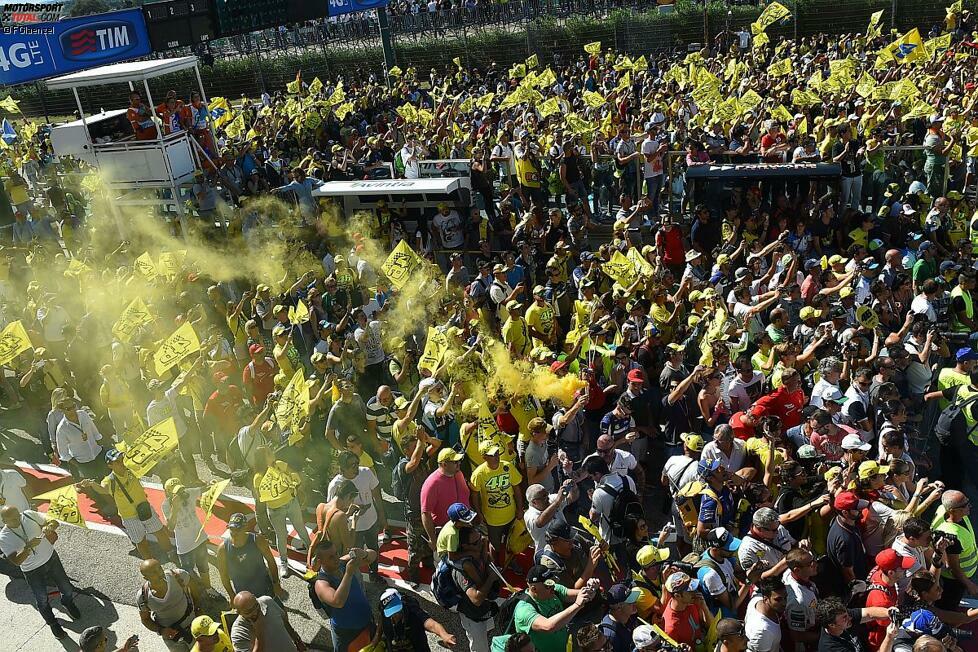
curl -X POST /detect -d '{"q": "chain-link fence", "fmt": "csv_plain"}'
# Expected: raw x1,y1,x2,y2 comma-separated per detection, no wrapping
7,0,968,119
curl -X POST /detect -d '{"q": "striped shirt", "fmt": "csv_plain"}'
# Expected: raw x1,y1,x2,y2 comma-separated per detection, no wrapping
365,395,398,440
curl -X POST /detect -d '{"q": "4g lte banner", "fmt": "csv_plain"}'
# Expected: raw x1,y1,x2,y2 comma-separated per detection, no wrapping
0,8,151,86
327,0,389,18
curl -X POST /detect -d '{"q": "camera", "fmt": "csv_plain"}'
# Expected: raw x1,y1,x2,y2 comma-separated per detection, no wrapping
932,530,958,548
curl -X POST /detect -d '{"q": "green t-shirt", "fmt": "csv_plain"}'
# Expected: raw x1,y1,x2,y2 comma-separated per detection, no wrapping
514,584,570,652
912,258,936,283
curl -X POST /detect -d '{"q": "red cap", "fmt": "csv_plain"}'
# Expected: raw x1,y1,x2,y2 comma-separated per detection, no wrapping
550,360,569,373
833,491,865,512
627,369,645,383
875,548,915,572
249,344,264,356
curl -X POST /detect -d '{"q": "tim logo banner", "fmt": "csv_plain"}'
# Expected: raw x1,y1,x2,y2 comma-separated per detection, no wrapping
0,8,151,85
327,0,390,18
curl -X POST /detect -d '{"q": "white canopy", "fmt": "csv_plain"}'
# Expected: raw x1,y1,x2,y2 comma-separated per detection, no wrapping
312,178,463,197
46,56,199,91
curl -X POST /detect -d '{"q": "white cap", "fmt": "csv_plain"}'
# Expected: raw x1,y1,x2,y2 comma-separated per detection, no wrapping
841,434,871,451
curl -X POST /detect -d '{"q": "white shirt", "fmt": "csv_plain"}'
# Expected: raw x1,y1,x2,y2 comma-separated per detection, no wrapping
0,510,54,572
745,594,782,652
738,526,797,570
782,569,819,633
727,371,765,412
328,468,380,531
701,439,747,472
809,378,841,409
0,469,29,513
910,294,936,322
640,137,663,178
525,496,567,555
433,210,464,249
400,145,421,179
491,142,515,177
592,473,636,544
891,536,926,594
583,449,638,478
55,411,103,464
162,487,207,555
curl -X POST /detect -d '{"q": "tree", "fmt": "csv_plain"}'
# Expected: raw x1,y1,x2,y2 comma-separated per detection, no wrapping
67,0,115,18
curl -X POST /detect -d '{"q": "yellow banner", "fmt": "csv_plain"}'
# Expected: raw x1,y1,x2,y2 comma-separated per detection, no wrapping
883,28,926,65
418,326,450,374
112,298,153,343
0,320,32,366
626,247,656,277
196,478,230,539
769,57,793,77
276,369,310,444
584,41,601,55
538,98,561,118
157,250,185,279
257,465,297,504
134,252,158,279
308,77,323,95
124,418,179,478
0,95,21,113
381,239,424,289
34,485,86,528
153,322,200,376
582,91,606,109
526,54,539,69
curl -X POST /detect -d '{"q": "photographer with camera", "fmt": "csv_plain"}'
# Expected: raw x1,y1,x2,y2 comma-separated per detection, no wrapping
929,490,978,609
815,597,900,652
514,565,599,652
891,517,950,594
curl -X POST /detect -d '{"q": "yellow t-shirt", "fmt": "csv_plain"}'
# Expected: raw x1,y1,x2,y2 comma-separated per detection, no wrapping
501,317,531,357
510,396,544,442
191,631,233,652
101,471,149,520
470,461,523,527
254,461,299,509
744,437,786,476
525,302,556,345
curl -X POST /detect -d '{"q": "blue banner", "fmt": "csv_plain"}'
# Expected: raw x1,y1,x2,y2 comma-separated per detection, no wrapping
327,0,390,18
0,9,152,86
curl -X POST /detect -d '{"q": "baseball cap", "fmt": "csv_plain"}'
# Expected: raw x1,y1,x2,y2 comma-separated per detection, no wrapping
636,544,670,567
797,444,819,460
104,448,123,463
858,460,889,480
191,615,221,638
823,388,849,405
447,502,477,524
479,440,502,457
681,432,705,452
876,548,915,572
941,261,962,273
697,459,721,476
841,434,871,451
527,564,559,585
393,395,410,410
248,343,264,356
839,287,854,299
227,513,248,529
829,305,847,319
546,521,574,541
829,254,849,266
957,347,978,362
706,527,742,552
666,343,685,352
902,610,950,639
833,491,868,511
607,583,641,606
665,572,699,593
164,478,185,496
633,625,658,650
438,448,464,463
380,588,404,617
800,306,822,321
627,369,646,383
550,360,569,373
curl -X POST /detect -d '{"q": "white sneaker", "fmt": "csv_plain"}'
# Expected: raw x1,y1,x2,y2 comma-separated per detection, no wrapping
278,560,290,579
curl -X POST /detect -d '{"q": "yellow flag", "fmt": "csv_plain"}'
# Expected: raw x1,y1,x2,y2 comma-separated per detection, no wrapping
0,320,32,366
257,464,298,504
526,54,539,69
582,91,606,109
770,104,794,123
751,1,791,34
867,9,884,38
224,114,245,139
388,66,403,77
883,28,926,65
327,84,346,106
289,300,310,325
536,68,557,88
112,298,153,343
0,95,21,113
286,79,301,94
584,41,601,55
626,247,655,277
210,96,230,112
926,33,952,57
196,478,230,539
796,117,808,135
34,485,85,528
791,89,820,107
308,77,323,95
65,258,92,278
602,251,638,288
396,103,418,123
334,102,353,120
633,55,648,71
382,239,424,289
739,90,764,110
753,31,770,50
538,97,561,118
276,369,310,444
124,418,179,478
134,252,158,279
153,322,200,376
475,93,495,109
855,72,876,98
769,57,793,77
157,250,185,279
418,326,450,374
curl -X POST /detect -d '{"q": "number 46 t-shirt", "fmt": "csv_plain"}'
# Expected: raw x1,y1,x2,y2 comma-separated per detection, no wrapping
470,461,522,527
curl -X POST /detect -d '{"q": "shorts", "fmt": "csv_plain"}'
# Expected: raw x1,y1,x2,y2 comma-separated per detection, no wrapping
121,511,165,544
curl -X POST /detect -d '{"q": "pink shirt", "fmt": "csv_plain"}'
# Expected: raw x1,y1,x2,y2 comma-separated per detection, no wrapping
420,470,470,527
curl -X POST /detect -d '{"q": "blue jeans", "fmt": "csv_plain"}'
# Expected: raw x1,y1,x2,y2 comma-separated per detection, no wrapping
841,175,863,211
24,551,77,627
645,175,664,215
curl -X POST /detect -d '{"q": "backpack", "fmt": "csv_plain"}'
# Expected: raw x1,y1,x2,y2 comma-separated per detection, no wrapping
490,590,532,652
393,150,406,177
935,387,978,445
431,555,471,610
390,458,410,503
675,481,721,536
598,477,644,538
